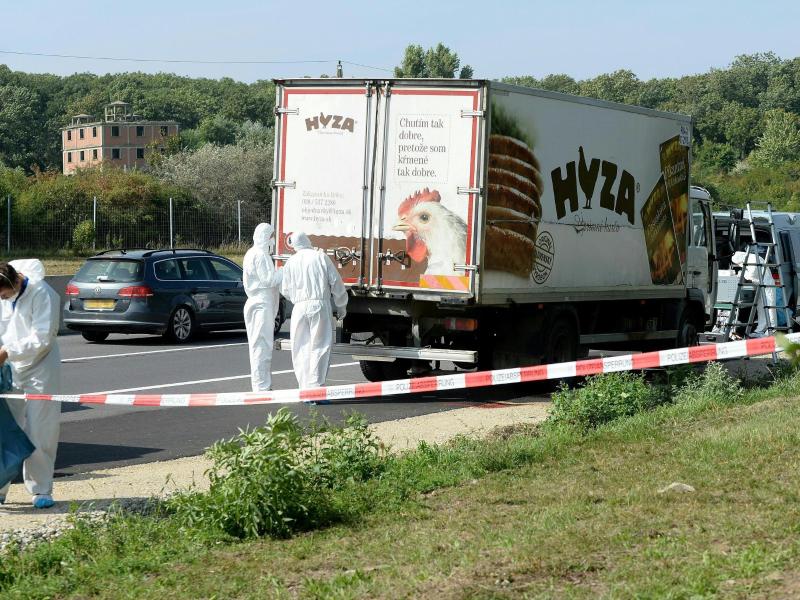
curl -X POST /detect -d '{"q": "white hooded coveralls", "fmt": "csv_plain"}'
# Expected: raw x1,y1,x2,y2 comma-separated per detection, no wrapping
732,250,777,334
243,223,283,392
0,259,61,497
280,233,348,389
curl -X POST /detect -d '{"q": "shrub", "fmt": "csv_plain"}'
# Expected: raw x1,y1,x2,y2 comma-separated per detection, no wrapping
72,219,95,252
674,361,744,406
168,409,385,540
547,372,669,433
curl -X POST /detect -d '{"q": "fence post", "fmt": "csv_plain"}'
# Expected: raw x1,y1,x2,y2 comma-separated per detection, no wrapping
237,200,242,247
92,196,97,251
169,197,174,249
6,195,10,254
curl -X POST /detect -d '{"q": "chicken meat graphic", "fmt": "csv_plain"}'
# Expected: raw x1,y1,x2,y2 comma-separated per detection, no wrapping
393,188,467,276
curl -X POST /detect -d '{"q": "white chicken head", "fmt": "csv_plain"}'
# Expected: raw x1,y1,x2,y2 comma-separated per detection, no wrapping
392,188,467,268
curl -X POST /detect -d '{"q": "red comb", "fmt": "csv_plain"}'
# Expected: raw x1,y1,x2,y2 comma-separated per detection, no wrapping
398,188,441,215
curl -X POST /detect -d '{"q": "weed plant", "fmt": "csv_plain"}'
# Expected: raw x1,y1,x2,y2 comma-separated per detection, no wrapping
168,409,386,539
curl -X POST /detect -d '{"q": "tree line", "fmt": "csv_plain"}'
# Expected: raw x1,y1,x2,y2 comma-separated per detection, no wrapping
1,46,800,224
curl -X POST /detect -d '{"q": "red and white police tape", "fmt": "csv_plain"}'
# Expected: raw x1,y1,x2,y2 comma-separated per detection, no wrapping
5,333,800,407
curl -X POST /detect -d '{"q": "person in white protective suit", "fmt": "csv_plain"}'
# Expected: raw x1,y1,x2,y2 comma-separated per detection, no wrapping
732,250,777,335
0,259,61,509
280,232,348,389
243,223,283,392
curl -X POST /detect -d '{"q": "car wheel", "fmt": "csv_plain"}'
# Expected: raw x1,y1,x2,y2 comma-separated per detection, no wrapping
81,331,109,343
166,306,195,343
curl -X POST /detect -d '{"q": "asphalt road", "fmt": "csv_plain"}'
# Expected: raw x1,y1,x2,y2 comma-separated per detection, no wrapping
54,327,550,478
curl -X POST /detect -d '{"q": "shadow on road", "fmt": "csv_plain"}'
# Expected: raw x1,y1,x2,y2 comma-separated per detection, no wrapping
54,441,163,475
81,330,249,348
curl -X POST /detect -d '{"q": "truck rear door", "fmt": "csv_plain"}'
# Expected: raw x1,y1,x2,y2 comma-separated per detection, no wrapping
272,81,377,287
369,82,484,296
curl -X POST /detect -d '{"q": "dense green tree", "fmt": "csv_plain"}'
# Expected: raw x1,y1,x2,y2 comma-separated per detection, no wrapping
749,109,800,168
394,43,472,79
0,84,42,169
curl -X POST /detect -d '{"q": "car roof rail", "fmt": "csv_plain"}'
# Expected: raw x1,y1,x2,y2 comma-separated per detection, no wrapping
141,248,215,258
91,248,151,257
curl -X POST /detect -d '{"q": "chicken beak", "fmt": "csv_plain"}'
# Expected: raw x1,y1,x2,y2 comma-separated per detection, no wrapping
392,219,411,232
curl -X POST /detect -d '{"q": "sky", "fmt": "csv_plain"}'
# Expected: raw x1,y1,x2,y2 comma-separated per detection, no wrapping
1,0,799,83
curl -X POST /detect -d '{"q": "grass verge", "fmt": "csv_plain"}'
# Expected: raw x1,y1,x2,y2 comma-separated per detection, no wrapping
3,364,800,598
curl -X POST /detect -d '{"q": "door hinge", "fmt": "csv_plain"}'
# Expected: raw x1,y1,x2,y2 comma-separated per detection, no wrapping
461,110,484,118
272,180,296,189
275,107,299,115
457,186,482,195
454,264,479,272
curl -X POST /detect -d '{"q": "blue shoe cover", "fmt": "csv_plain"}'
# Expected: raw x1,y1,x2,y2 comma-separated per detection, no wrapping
32,494,54,509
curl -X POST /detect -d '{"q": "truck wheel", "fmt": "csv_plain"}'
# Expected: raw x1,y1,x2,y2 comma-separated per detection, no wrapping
676,309,700,348
544,317,579,365
541,316,579,390
274,303,285,336
359,359,411,382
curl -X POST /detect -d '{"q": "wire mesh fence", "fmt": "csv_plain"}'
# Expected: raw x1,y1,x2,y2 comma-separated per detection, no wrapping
0,195,271,254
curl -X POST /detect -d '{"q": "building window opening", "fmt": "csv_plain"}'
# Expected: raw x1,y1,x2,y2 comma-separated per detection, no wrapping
112,148,120,159
92,126,97,137
92,149,98,160
136,126,144,136
160,126,168,136
67,152,72,163
80,150,85,161
136,148,144,159
111,126,120,137
67,130,72,141
79,129,84,139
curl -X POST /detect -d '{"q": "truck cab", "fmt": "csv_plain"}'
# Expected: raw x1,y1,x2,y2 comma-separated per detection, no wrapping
687,186,717,322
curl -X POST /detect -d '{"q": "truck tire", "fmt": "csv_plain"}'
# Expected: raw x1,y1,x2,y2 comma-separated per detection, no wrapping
541,315,579,390
676,308,700,348
359,359,411,383
543,316,579,365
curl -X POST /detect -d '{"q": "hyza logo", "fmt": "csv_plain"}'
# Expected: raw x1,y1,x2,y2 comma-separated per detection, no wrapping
550,146,637,225
305,113,355,133
533,231,554,284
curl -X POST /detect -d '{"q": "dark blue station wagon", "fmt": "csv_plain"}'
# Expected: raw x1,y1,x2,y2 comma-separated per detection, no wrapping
64,249,286,343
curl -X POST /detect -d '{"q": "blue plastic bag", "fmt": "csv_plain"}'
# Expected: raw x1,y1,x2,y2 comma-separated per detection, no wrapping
0,364,35,489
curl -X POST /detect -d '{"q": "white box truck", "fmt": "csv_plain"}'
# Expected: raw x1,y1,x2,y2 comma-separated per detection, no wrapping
271,79,717,381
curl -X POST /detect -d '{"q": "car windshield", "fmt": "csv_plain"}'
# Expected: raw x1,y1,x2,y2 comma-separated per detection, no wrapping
74,259,144,283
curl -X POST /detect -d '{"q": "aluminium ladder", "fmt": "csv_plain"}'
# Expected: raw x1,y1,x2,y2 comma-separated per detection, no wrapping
721,203,793,348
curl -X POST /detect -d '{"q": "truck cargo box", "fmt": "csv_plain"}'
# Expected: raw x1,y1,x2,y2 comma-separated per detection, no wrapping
272,79,694,305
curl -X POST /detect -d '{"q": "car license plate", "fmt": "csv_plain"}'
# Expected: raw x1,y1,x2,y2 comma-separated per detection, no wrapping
84,299,115,310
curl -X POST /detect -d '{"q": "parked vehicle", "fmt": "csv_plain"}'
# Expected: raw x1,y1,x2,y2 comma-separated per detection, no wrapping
708,208,800,335
64,249,288,343
270,78,716,381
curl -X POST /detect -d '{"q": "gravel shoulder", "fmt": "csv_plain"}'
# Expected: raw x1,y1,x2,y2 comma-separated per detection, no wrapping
0,400,551,533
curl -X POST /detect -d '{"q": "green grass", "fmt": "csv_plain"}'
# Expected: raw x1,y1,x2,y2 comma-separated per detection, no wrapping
3,365,800,598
